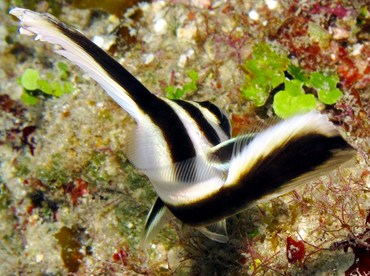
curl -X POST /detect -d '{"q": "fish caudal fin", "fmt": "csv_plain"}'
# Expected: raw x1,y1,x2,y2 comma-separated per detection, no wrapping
225,111,356,202
164,112,355,229
9,8,152,120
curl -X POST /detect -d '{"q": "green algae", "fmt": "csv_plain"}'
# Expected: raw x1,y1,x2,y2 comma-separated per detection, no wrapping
18,62,74,105
309,72,343,105
36,154,72,189
242,43,343,118
241,43,290,107
0,183,11,211
166,69,199,99
114,161,156,247
82,151,108,183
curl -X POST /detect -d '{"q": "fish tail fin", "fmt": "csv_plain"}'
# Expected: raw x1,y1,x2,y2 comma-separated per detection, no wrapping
225,112,356,203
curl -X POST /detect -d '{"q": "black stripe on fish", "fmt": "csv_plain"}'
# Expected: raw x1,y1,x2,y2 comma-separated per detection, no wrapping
50,15,153,104
167,134,354,226
41,12,197,162
173,100,222,146
197,101,231,138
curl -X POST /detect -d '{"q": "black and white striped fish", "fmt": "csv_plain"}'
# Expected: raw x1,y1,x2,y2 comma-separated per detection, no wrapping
10,8,356,244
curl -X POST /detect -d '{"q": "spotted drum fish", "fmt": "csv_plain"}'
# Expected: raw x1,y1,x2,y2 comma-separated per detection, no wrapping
10,8,356,244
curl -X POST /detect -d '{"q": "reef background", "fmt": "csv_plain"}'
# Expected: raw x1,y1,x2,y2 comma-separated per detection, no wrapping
0,0,369,274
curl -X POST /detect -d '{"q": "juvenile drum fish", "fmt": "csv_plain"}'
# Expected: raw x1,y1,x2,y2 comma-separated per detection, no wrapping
10,8,355,244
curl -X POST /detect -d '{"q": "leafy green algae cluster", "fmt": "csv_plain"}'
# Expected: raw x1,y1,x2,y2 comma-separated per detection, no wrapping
19,62,73,105
165,69,199,99
241,43,343,118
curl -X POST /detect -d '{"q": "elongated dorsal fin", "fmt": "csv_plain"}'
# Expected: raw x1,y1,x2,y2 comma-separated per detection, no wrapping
9,7,152,120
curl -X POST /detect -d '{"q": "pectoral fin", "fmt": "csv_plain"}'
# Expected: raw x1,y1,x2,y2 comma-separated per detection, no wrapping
139,153,226,206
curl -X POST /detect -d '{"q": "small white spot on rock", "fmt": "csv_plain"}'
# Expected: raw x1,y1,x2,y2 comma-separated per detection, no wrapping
178,54,187,68
154,18,168,34
143,53,155,65
36,253,44,263
265,0,278,10
177,24,197,41
178,48,195,67
248,10,260,21
92,36,105,48
330,26,350,40
351,44,363,56
126,222,133,229
191,0,211,8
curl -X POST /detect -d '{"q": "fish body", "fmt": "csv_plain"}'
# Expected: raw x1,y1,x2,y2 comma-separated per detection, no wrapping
10,8,356,243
